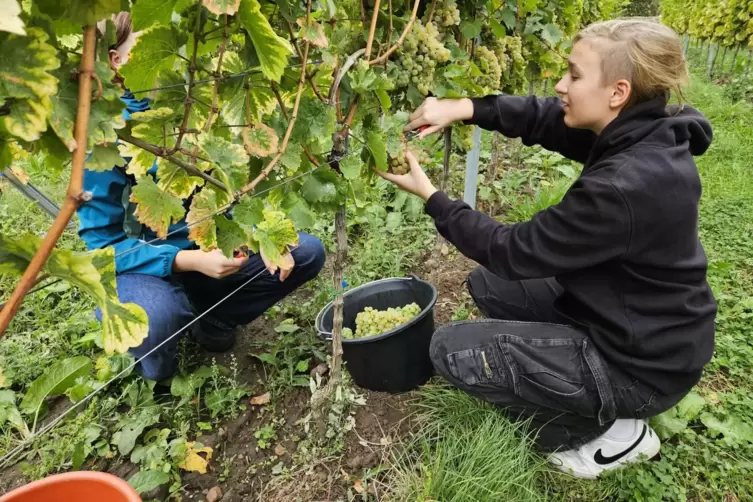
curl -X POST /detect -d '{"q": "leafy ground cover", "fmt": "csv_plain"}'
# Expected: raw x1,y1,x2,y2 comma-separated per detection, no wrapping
2,59,753,501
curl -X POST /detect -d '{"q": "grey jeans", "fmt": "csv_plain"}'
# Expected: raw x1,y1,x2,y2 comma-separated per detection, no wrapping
429,266,685,452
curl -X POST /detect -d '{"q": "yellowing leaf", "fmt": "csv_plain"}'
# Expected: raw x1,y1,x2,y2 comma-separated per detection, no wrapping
297,18,329,48
0,28,59,142
237,0,292,82
0,234,148,355
202,0,240,15
157,162,204,199
130,107,176,122
130,177,186,238
119,141,158,177
186,189,220,251
198,135,250,191
0,0,25,36
242,123,279,158
178,442,213,474
254,210,298,268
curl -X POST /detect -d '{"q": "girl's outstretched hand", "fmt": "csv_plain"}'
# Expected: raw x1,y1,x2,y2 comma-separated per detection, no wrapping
404,97,474,139
375,151,438,201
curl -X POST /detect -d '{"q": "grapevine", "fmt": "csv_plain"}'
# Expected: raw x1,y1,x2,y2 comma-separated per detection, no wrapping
342,303,422,339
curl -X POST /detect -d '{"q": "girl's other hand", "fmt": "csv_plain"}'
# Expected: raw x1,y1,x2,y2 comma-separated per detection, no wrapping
174,249,248,278
404,97,474,139
375,151,438,201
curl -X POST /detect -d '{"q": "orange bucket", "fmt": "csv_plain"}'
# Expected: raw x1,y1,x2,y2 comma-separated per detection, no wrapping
0,472,141,502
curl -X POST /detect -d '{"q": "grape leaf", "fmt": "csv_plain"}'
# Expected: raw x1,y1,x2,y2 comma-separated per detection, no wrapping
34,0,121,26
237,0,292,82
49,61,126,152
0,28,59,142
254,210,298,268
0,0,25,36
367,131,388,172
203,0,241,14
187,189,220,251
234,196,264,228
118,141,158,178
0,234,149,355
128,470,170,495
282,193,316,229
279,142,303,172
198,134,250,191
130,177,186,238
297,18,329,48
86,144,127,172
243,123,279,158
541,24,563,46
215,216,246,257
157,162,204,199
20,356,92,416
339,153,362,180
292,98,335,142
460,20,483,39
120,26,187,93
132,0,181,31
301,168,339,204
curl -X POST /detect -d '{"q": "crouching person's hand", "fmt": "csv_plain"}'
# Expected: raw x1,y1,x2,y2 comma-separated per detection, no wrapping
174,249,248,278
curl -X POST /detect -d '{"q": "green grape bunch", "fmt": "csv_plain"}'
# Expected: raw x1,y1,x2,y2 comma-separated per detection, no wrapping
424,0,461,30
389,147,431,175
342,303,423,339
396,20,452,95
473,45,503,91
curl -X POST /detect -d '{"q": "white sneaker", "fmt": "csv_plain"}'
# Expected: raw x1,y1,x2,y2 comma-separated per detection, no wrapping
549,419,660,479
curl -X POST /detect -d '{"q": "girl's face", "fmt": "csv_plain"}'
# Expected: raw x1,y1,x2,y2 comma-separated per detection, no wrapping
554,39,630,134
109,31,141,69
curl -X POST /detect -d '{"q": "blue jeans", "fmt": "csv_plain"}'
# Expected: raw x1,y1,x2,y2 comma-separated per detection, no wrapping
99,233,325,381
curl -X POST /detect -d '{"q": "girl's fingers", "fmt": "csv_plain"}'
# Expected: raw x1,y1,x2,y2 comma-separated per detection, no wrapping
418,124,443,139
407,103,425,123
373,167,401,182
404,116,429,132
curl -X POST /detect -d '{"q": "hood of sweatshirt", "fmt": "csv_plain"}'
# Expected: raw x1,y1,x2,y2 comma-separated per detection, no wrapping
587,96,713,167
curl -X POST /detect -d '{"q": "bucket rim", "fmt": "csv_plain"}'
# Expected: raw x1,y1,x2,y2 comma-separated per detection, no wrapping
314,275,437,345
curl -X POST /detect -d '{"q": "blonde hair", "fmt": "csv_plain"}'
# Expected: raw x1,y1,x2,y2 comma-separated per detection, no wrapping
574,18,688,108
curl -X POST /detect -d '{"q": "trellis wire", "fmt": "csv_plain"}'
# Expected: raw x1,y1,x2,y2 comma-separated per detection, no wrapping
0,267,268,468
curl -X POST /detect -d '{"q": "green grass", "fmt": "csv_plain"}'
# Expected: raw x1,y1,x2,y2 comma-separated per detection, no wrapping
385,72,753,501
386,384,547,502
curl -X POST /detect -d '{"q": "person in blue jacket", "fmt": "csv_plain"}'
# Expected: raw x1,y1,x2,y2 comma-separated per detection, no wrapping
81,13,325,382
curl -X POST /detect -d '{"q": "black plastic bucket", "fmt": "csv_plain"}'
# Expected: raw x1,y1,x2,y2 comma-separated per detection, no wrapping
315,275,438,393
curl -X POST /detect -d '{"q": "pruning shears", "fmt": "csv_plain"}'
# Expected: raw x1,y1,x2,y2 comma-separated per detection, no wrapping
405,124,429,142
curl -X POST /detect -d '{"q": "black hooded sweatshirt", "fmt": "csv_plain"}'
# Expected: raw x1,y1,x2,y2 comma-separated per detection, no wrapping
425,95,717,396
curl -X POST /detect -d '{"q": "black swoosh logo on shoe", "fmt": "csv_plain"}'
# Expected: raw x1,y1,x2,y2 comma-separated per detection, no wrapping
593,424,647,465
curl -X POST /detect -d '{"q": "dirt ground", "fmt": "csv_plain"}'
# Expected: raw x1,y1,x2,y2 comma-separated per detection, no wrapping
0,250,478,501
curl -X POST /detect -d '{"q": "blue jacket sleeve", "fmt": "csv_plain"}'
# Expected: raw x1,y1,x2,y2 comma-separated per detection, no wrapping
77,167,180,277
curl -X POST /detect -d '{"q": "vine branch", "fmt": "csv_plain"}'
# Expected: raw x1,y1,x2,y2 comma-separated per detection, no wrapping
364,0,382,59
0,26,98,337
237,11,312,197
166,0,203,156
116,132,228,192
369,0,420,65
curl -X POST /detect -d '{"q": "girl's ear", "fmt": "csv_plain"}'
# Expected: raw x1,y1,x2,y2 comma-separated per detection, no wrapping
109,49,121,70
610,79,631,110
